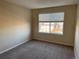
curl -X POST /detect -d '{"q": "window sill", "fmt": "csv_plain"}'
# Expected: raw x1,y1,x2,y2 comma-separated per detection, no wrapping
38,32,63,36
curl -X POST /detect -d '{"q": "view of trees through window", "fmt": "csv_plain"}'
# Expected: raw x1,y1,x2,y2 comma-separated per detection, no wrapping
39,12,64,35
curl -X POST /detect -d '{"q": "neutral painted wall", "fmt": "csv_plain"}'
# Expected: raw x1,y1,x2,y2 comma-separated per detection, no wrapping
75,4,79,59
32,5,77,46
0,0,31,53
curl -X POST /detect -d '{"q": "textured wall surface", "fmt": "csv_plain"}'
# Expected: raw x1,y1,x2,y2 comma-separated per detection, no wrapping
32,5,77,46
0,0,31,53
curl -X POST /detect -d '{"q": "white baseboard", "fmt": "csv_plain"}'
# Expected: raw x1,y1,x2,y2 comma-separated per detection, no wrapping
33,39,73,47
74,47,78,59
0,40,29,54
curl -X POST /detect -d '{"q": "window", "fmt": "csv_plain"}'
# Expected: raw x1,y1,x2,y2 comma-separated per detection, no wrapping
38,12,64,35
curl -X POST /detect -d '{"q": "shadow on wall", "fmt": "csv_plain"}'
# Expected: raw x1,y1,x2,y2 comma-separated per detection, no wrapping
0,0,31,54
0,19,30,53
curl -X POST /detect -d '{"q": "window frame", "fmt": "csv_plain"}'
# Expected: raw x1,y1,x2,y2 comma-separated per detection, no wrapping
38,12,65,35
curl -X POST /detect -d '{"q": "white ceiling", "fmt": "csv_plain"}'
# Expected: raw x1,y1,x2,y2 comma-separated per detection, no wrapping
4,0,78,9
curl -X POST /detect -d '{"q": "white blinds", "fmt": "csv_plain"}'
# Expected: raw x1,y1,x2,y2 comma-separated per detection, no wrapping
39,12,64,21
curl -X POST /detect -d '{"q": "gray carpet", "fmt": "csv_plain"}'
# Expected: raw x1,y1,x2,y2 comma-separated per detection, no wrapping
0,40,74,59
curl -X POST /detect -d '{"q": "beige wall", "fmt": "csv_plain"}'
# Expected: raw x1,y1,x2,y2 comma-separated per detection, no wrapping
0,0,31,54
32,5,77,46
75,4,79,59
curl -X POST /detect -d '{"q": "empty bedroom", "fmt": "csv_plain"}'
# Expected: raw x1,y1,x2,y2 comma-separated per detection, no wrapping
0,0,79,59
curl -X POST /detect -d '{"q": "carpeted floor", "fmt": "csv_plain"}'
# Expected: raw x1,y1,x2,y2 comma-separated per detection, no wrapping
0,40,74,59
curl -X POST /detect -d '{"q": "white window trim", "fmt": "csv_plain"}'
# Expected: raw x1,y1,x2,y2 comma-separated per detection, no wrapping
38,12,65,35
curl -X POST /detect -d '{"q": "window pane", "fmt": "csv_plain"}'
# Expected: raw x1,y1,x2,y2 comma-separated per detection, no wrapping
39,12,64,21
51,22,63,34
39,22,50,33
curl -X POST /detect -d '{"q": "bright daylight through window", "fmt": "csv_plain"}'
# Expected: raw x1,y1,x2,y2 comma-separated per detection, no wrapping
38,12,64,35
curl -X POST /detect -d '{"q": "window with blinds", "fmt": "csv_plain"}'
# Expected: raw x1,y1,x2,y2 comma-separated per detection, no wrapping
38,12,64,35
